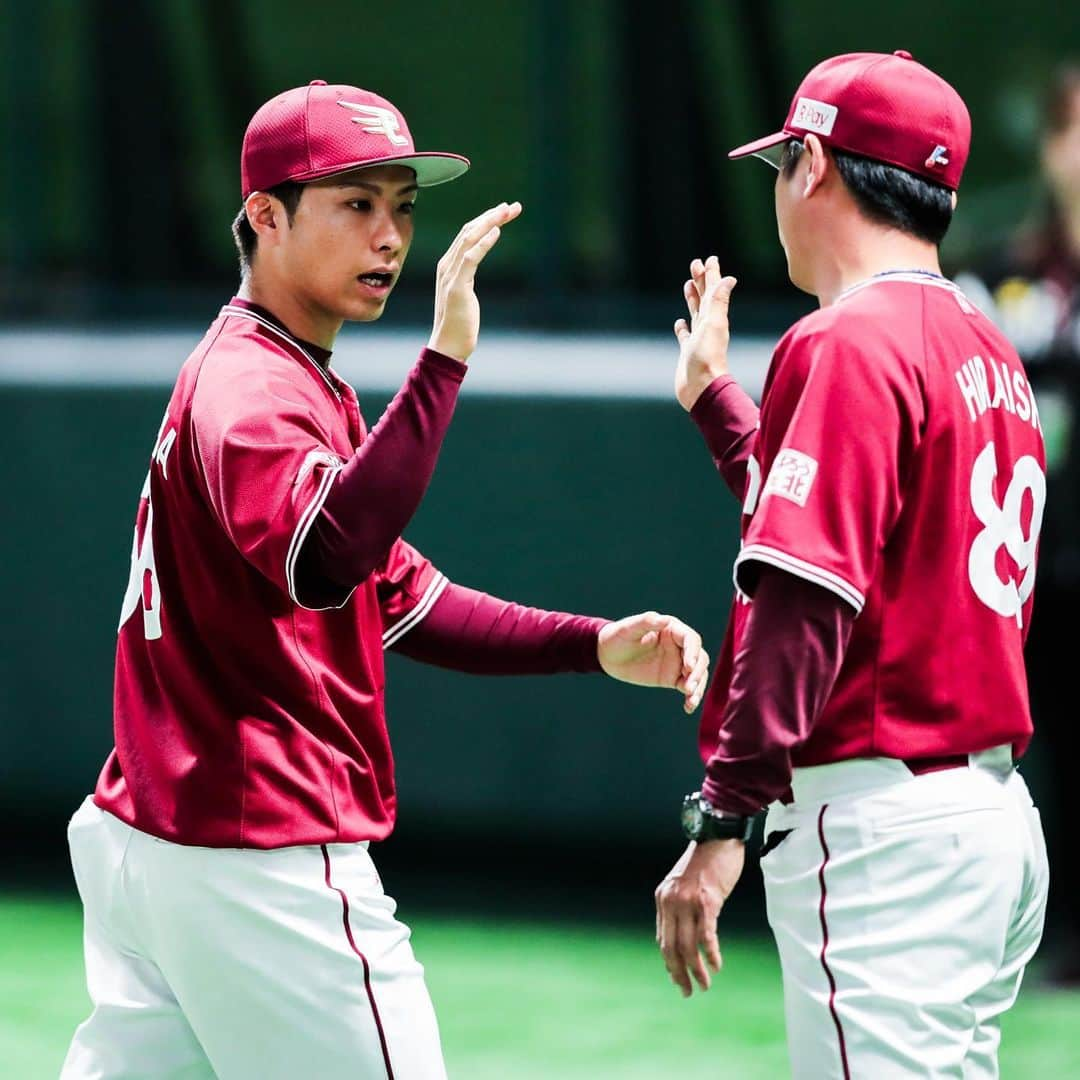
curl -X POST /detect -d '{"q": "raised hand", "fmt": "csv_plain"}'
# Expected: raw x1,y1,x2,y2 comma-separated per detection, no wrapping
429,201,522,362
597,612,709,714
673,255,738,412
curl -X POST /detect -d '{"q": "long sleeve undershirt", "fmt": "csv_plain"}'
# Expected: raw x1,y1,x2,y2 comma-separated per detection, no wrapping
309,347,466,587
689,375,855,817
389,582,606,674
297,347,608,673
689,375,760,499
702,568,853,815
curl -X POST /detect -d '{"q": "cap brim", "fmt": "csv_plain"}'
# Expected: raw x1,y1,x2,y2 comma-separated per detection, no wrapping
382,153,471,187
728,131,791,170
296,152,471,189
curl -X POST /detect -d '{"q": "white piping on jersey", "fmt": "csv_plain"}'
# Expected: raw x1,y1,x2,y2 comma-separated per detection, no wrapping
220,305,341,399
834,271,969,307
734,543,865,614
285,461,357,611
382,572,450,649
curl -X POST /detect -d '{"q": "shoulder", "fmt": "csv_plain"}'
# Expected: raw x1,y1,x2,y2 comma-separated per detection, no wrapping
191,315,332,426
780,284,937,376
773,299,888,379
762,289,930,430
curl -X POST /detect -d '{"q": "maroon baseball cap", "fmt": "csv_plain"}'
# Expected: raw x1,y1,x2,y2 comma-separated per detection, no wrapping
241,80,470,198
729,50,971,190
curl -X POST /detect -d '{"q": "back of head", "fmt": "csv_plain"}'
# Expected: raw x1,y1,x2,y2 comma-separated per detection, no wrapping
778,139,956,245
732,50,970,246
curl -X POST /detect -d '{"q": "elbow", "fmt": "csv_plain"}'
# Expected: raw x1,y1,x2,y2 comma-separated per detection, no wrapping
302,517,387,589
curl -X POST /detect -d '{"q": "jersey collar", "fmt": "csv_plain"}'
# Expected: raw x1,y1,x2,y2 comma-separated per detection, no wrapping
220,298,341,399
834,269,968,306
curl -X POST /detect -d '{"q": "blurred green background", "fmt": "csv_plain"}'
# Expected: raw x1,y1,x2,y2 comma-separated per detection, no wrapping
2,1,1079,1075
3,0,1080,324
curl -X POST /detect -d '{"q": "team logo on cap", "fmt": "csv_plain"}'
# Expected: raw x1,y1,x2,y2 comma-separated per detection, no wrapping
792,97,838,136
337,101,408,146
925,145,950,168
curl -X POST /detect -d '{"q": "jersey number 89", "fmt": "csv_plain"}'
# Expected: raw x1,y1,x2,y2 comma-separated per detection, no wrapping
968,440,1045,628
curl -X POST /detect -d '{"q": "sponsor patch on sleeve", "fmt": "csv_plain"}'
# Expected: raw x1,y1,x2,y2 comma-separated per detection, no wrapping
763,448,818,507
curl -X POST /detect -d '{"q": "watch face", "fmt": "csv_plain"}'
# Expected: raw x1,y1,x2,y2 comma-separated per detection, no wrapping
680,800,703,839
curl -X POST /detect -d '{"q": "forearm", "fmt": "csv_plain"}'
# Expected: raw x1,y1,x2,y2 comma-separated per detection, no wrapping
701,567,854,815
390,581,607,674
690,376,760,499
307,348,466,586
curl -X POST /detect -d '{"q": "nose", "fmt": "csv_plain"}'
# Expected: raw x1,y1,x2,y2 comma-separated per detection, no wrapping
372,207,403,254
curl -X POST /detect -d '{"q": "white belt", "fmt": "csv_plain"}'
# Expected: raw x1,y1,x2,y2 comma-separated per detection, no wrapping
787,743,1015,806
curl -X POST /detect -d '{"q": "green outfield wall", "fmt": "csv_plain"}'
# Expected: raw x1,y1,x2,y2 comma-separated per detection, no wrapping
1,327,1059,872
0,363,744,848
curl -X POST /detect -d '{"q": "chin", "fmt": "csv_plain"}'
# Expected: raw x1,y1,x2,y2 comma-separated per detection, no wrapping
342,298,389,324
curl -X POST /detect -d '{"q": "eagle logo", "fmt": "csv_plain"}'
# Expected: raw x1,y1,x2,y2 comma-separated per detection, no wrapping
337,101,408,146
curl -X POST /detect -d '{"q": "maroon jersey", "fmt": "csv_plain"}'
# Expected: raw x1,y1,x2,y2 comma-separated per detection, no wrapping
701,272,1046,769
96,302,458,848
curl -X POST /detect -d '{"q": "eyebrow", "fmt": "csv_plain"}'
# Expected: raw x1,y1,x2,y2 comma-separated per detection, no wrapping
335,180,419,197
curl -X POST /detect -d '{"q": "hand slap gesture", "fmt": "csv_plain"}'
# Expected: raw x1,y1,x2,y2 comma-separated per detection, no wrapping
428,201,522,362
673,255,738,412
597,612,709,714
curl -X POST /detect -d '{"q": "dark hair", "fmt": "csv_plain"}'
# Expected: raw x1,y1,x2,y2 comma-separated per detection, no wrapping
778,137,954,245
231,181,305,276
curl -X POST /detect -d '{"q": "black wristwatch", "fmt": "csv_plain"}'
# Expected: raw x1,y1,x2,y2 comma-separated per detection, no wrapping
680,792,755,843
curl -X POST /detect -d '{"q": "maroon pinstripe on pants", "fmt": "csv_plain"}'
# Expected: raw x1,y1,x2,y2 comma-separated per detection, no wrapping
816,805,851,1080
321,845,395,1079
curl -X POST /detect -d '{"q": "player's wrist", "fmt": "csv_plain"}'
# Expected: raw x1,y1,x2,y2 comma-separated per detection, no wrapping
427,335,472,364
680,368,727,412
680,791,755,843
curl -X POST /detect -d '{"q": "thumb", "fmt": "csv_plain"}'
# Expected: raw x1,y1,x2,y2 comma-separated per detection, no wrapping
637,611,667,631
711,276,738,310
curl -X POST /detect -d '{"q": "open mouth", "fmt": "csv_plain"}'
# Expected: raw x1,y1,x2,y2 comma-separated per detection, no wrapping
358,272,393,289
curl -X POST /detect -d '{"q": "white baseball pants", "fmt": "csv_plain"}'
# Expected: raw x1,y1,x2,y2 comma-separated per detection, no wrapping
62,797,446,1079
760,749,1048,1080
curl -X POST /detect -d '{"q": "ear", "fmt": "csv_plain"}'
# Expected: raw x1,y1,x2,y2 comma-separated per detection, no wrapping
245,192,284,246
801,134,829,198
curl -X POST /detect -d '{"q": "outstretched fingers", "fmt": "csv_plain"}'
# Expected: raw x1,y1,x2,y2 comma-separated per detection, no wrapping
458,224,505,283
442,201,522,273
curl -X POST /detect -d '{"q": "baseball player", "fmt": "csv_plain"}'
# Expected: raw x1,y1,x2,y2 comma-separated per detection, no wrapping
653,52,1050,1078
62,81,709,1080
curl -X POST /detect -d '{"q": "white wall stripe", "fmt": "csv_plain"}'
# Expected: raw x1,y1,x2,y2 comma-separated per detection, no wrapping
382,573,449,648
0,328,775,401
734,543,865,614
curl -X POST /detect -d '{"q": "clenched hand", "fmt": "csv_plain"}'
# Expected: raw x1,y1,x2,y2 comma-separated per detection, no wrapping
597,612,709,714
